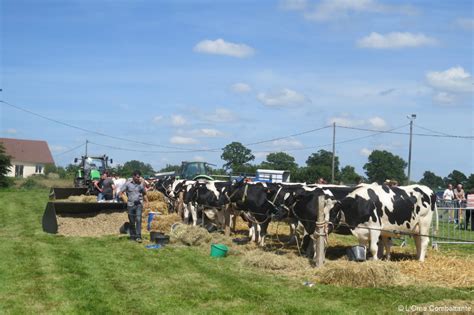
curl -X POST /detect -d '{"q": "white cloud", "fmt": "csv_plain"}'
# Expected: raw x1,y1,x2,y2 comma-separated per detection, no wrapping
206,108,238,123
193,38,255,58
279,0,308,11
171,114,187,126
360,148,372,157
152,115,163,124
328,116,364,127
368,116,388,130
254,151,269,159
426,67,473,93
432,92,456,105
169,136,199,145
5,128,17,135
257,88,309,107
455,18,474,31
304,0,417,22
193,156,206,162
231,82,252,93
50,145,67,153
328,115,389,130
357,32,437,49
271,138,304,148
190,128,224,137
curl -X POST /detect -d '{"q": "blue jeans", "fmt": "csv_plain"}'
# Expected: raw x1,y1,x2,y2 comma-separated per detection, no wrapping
128,205,143,240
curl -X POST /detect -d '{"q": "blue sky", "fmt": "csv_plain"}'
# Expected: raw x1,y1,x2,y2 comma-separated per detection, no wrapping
1,0,473,180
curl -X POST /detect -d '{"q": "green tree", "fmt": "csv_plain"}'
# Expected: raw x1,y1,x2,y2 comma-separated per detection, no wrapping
221,142,255,173
158,164,181,173
44,164,67,179
65,164,80,178
465,174,474,191
0,143,12,187
419,171,444,190
260,152,298,171
443,170,467,186
117,160,155,178
363,150,407,184
302,149,339,183
339,165,361,184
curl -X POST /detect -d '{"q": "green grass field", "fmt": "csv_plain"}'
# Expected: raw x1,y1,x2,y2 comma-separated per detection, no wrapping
1,188,473,314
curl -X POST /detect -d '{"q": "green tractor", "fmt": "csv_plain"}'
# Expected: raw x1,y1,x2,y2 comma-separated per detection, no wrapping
42,154,127,234
178,161,215,181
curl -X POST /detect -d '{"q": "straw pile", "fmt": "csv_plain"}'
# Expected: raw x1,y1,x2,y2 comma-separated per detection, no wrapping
396,254,474,287
57,211,128,237
241,250,310,271
57,195,98,203
169,224,212,246
146,213,181,234
147,191,166,203
313,260,406,287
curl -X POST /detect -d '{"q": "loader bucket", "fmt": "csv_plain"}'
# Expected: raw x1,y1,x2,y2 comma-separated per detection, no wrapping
49,187,88,200
42,201,127,234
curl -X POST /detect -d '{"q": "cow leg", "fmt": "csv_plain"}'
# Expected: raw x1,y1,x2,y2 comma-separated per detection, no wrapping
258,220,270,247
189,203,197,226
183,204,190,224
414,234,422,260
368,230,381,260
377,236,384,259
288,222,297,245
417,225,430,262
384,237,392,260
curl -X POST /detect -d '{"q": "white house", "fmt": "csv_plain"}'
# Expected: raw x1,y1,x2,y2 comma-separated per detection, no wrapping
0,138,54,178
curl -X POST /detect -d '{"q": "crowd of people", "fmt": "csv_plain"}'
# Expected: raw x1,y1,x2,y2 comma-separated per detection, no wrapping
442,183,474,230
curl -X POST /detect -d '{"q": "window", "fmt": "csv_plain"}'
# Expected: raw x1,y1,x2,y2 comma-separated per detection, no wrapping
15,165,24,177
36,165,43,174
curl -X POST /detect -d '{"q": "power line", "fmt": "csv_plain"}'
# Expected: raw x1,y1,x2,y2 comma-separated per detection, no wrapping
413,123,458,137
243,125,331,146
88,141,220,154
0,100,197,151
338,125,474,139
53,143,85,157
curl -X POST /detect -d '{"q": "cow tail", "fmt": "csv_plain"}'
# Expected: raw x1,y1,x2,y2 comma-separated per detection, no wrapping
434,202,439,235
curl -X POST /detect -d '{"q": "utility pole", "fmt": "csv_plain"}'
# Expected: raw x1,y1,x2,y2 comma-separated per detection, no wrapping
407,114,416,185
85,139,88,157
331,122,336,183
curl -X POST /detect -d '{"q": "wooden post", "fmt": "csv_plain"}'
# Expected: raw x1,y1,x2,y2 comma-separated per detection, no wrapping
315,195,326,267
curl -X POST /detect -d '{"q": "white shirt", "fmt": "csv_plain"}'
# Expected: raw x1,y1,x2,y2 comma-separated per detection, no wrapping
114,178,127,195
443,188,454,200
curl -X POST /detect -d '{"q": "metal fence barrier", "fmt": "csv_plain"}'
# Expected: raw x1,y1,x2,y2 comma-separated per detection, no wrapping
432,200,474,247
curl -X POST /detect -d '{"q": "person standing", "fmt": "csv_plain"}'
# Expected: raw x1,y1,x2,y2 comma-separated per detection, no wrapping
101,171,115,201
443,183,455,223
120,170,149,242
454,184,466,226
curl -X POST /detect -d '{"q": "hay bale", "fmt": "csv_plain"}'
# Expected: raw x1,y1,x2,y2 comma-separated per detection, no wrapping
148,213,181,234
66,195,98,203
170,224,211,246
315,260,405,287
147,191,166,202
396,254,474,288
241,250,309,271
147,201,168,214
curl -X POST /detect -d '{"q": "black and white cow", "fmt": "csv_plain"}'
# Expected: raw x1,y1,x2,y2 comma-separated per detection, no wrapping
272,184,338,258
328,183,438,261
227,181,283,246
192,180,232,228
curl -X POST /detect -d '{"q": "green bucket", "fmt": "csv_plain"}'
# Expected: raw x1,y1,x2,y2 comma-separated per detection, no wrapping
210,244,228,258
